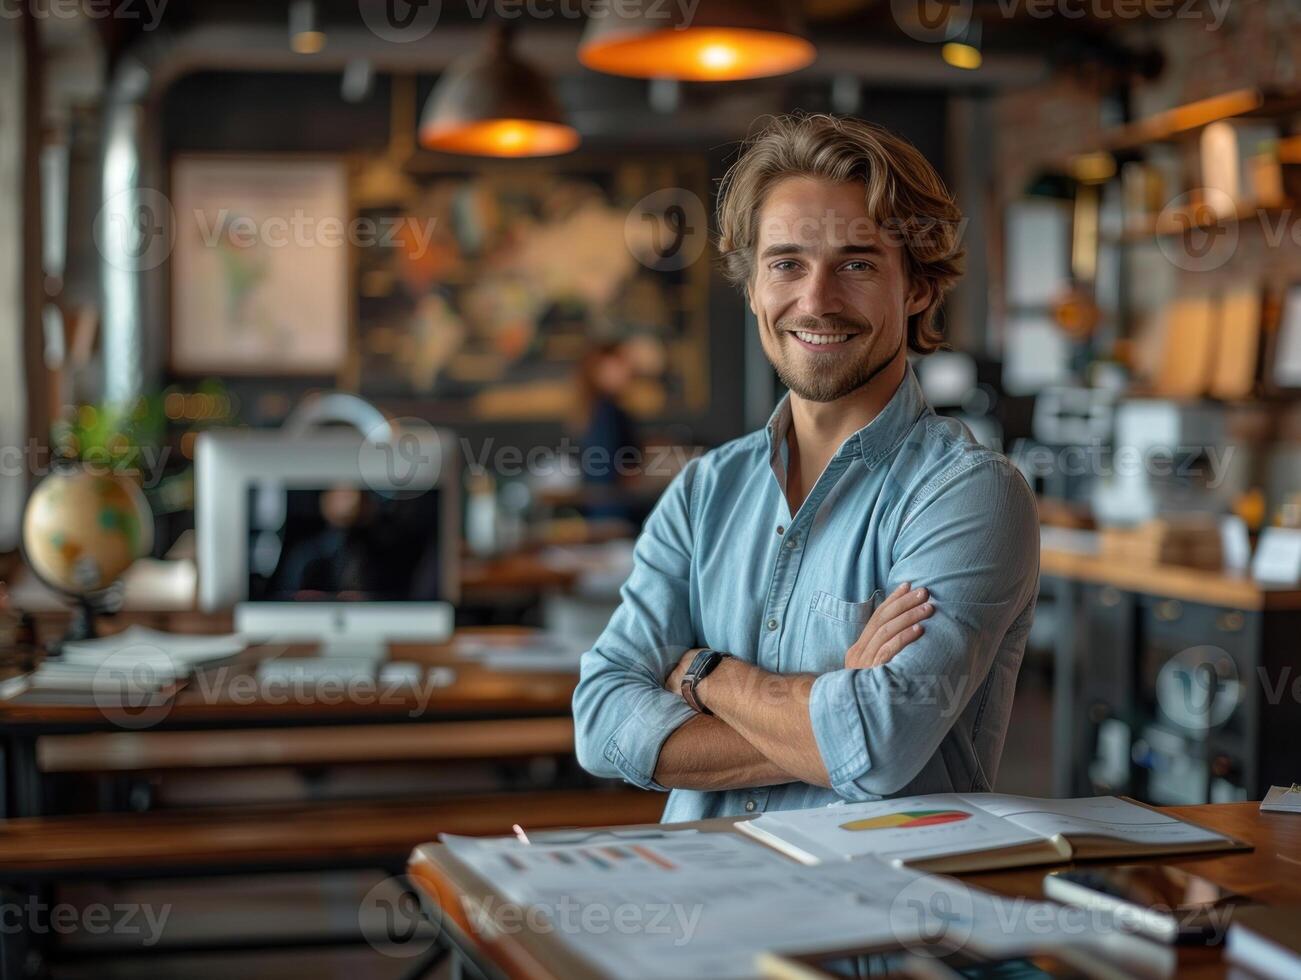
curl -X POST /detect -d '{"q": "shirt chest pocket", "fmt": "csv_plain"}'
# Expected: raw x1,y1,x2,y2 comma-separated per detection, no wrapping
799,590,883,673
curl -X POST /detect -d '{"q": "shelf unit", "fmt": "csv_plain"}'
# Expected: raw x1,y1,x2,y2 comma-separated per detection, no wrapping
1102,200,1297,245
1093,88,1301,154
1053,87,1301,388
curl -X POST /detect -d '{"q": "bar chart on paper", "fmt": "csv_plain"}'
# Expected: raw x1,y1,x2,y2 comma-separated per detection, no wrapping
440,831,792,901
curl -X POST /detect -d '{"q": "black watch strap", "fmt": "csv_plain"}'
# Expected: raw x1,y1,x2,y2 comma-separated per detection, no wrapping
681,649,730,714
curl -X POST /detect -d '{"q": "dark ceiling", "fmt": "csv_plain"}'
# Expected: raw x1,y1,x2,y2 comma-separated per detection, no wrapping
86,0,1174,70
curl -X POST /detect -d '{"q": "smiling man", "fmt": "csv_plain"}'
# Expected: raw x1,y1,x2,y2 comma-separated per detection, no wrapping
573,114,1039,821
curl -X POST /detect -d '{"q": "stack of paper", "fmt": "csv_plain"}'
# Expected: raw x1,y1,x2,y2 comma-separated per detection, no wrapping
431,830,1174,980
0,660,181,700
0,627,246,701
60,626,247,680
1260,785,1301,814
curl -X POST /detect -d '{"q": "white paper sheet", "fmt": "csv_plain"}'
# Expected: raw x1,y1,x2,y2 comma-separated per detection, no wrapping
442,831,788,903
1260,785,1301,814
60,626,246,676
965,794,1228,845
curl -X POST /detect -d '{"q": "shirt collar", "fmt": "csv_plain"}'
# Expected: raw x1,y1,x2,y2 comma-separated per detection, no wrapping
764,361,928,470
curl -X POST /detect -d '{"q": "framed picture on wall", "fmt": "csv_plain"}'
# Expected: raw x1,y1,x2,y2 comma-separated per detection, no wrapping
170,155,350,376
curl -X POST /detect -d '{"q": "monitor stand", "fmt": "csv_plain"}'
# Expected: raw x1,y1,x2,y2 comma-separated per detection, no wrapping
234,602,455,657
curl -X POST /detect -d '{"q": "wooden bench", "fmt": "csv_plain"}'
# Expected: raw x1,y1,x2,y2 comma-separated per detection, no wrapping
0,788,665,880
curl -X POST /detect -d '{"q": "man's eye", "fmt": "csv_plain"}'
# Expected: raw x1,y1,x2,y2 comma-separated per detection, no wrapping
771,260,800,272
842,261,874,272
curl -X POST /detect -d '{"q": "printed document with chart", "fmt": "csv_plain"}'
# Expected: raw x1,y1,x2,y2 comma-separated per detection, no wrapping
426,829,1173,980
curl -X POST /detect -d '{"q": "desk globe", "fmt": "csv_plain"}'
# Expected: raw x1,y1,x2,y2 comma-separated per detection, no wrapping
21,466,154,645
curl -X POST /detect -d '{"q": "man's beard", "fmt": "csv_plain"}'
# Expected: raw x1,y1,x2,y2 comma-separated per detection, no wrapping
768,315,900,403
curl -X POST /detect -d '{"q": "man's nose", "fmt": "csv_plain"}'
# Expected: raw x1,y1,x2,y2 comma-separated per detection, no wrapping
797,264,843,319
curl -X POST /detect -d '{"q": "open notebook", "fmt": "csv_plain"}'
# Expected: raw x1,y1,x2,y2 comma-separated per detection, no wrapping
739,794,1246,873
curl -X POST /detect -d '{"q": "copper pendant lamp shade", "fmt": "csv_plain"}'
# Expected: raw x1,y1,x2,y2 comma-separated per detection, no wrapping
579,0,815,82
419,24,580,158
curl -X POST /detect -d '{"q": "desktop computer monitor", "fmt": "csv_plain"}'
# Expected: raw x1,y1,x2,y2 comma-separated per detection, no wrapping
195,425,459,649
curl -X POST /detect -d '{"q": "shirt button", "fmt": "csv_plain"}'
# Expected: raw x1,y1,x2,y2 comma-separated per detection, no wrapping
766,619,778,631
744,800,757,812
776,525,784,535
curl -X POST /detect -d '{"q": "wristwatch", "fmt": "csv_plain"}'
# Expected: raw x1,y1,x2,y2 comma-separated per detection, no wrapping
681,648,731,715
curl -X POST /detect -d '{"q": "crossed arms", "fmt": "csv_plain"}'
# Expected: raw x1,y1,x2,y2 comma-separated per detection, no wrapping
653,583,933,791
571,458,1040,801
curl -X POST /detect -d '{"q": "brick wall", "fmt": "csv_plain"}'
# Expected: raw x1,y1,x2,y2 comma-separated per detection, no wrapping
992,0,1301,342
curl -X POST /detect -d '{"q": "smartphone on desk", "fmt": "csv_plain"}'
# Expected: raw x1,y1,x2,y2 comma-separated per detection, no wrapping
1043,865,1250,944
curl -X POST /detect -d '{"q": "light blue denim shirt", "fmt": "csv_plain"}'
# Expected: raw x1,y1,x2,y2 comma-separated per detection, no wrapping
573,364,1039,823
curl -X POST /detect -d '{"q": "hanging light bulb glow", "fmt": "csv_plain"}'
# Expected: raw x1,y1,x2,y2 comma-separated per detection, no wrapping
579,1,815,82
289,0,325,54
941,17,982,71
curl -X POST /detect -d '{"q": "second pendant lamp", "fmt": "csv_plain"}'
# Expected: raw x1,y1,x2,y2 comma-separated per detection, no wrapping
419,23,580,158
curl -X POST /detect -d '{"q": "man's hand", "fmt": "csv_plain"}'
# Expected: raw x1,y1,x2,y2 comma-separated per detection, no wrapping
664,648,705,697
845,583,933,670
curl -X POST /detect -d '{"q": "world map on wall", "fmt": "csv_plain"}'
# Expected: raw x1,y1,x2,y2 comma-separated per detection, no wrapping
171,158,350,376
354,160,709,421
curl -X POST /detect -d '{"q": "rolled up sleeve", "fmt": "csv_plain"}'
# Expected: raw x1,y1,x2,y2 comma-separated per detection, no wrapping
572,460,701,790
809,459,1040,800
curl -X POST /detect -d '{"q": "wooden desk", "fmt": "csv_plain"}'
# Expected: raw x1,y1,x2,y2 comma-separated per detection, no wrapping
461,554,581,596
1040,546,1301,612
0,629,580,818
407,802,1299,980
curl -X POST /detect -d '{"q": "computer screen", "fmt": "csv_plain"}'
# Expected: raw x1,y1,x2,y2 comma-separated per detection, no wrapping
196,426,457,614
247,486,446,603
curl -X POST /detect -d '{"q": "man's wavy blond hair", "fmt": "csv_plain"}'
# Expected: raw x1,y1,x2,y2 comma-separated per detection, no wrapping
717,113,965,355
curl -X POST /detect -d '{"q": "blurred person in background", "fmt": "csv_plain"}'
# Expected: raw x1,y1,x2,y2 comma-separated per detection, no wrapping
572,340,642,522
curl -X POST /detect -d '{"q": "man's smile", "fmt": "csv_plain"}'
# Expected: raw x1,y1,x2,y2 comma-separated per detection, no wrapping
783,327,865,353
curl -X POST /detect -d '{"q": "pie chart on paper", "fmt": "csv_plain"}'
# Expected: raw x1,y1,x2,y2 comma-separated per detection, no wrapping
839,809,972,832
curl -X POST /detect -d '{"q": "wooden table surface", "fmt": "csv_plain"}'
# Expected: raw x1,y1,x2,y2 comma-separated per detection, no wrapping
1040,545,1301,611
407,802,1301,980
0,627,582,817
0,628,577,731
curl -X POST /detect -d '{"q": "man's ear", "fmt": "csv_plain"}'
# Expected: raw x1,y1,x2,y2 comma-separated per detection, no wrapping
905,278,933,319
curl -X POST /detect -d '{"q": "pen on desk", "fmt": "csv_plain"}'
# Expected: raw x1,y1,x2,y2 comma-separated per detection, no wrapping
512,823,531,845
